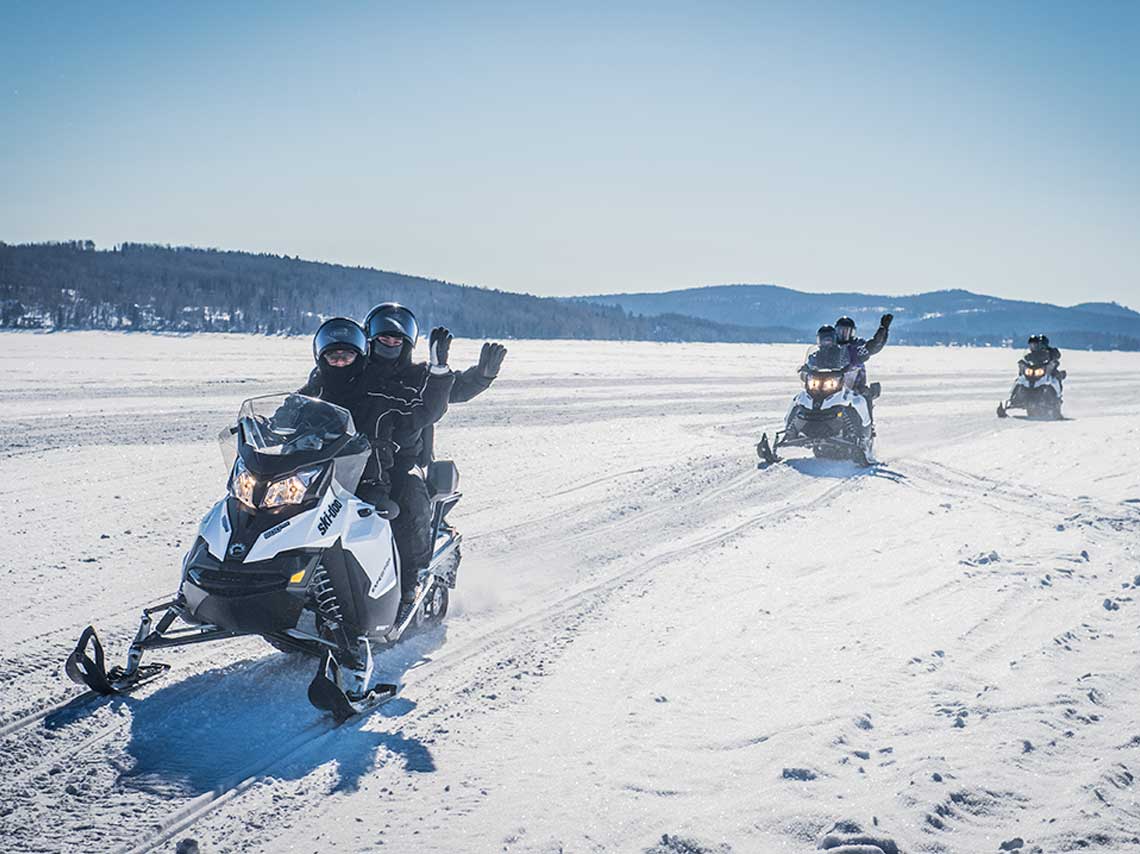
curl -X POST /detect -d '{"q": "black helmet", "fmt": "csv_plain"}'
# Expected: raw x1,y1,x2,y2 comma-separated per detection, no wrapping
817,324,837,346
313,317,368,362
836,316,856,343
364,302,419,347
1028,334,1043,351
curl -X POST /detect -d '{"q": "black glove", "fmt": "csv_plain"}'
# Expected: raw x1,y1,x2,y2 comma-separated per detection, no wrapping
880,313,893,329
477,342,507,379
429,327,452,372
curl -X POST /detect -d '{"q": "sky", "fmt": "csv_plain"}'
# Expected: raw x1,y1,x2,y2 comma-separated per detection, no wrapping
2,0,1138,305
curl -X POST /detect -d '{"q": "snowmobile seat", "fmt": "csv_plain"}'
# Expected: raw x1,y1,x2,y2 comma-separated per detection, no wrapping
427,460,460,498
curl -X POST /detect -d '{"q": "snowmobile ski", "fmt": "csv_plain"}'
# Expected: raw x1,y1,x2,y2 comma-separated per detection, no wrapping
996,402,1008,418
65,626,170,695
307,650,400,723
756,433,781,466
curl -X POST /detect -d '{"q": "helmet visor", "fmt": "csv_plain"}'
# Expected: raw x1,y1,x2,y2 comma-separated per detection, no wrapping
314,319,368,361
366,304,419,345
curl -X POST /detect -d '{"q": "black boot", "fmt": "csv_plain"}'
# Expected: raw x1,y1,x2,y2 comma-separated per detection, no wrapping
394,594,416,631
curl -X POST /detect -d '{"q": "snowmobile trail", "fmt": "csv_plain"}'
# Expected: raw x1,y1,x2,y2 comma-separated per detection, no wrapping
2,335,1139,853
65,463,863,854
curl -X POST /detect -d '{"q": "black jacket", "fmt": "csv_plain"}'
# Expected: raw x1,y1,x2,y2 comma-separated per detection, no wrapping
412,366,498,466
849,322,889,362
449,364,495,403
299,360,453,492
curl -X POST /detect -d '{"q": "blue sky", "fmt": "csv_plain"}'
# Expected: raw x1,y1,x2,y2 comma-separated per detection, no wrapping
2,1,1137,305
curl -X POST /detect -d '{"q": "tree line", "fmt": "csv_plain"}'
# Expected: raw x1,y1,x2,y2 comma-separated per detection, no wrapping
0,241,800,342
3,241,1136,349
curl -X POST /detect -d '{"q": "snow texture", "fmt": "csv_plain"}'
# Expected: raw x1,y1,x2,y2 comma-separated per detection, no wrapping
1,332,1139,853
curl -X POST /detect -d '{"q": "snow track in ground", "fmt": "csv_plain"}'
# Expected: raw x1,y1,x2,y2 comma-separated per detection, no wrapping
1,333,1138,853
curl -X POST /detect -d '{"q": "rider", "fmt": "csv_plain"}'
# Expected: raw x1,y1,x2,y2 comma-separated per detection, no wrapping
800,325,838,379
301,316,453,545
362,303,462,626
836,314,892,419
1026,334,1065,382
835,315,891,383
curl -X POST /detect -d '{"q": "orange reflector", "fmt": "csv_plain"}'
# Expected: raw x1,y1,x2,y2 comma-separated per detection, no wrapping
289,570,306,584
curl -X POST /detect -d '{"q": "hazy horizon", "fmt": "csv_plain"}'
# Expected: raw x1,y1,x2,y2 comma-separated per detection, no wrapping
3,2,1137,305
8,237,1137,312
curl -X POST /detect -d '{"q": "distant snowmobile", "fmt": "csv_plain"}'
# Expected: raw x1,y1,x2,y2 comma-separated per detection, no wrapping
757,343,879,466
66,393,462,721
997,350,1063,420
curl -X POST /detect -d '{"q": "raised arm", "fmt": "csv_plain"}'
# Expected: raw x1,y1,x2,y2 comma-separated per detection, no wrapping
863,314,892,358
450,342,507,403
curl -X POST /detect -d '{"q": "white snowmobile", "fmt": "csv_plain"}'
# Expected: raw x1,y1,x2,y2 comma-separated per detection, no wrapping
66,393,462,721
997,350,1063,420
757,343,879,466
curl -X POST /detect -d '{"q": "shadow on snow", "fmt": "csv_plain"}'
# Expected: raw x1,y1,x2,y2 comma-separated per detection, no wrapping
46,626,447,796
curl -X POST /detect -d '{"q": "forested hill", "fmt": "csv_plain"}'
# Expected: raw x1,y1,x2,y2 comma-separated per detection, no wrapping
0,241,800,343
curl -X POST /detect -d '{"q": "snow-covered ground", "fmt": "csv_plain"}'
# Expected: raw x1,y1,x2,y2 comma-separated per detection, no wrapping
1,332,1138,854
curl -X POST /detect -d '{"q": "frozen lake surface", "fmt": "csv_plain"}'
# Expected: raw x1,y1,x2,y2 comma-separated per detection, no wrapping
1,332,1138,853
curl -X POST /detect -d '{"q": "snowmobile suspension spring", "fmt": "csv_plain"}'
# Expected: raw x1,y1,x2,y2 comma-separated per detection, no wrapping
311,567,344,624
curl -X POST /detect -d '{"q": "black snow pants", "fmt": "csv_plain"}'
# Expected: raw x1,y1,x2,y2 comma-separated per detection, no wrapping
390,466,432,601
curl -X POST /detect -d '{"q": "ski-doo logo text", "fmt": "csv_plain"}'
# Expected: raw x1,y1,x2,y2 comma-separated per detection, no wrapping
317,499,343,536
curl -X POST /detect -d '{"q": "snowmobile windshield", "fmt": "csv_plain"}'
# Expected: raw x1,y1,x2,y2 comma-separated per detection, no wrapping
805,343,851,372
236,394,356,456
217,394,370,498
1022,350,1050,368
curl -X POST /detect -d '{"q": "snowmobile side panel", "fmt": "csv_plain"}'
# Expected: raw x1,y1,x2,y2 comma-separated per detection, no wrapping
200,499,231,562
341,510,398,601
320,539,401,638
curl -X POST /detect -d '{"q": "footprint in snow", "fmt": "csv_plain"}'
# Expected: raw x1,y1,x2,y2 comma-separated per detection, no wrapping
960,550,1001,567
645,833,732,853
782,767,818,781
816,820,899,854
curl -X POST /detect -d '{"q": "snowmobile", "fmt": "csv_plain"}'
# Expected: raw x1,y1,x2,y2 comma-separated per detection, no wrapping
66,393,462,720
757,343,879,466
997,350,1063,420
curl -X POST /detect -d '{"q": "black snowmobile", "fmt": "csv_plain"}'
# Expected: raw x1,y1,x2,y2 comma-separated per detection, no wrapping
997,350,1064,420
66,393,462,720
758,343,879,466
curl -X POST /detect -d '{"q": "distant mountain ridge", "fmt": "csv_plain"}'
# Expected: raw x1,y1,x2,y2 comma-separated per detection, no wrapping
2,241,1136,349
580,284,1140,349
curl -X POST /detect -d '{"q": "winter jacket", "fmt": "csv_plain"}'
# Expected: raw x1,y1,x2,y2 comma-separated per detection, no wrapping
299,360,453,496
413,365,497,466
449,364,495,403
844,322,890,388
846,322,890,365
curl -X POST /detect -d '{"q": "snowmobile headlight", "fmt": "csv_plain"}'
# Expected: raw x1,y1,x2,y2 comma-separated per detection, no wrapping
262,465,325,508
230,458,257,509
809,374,841,394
